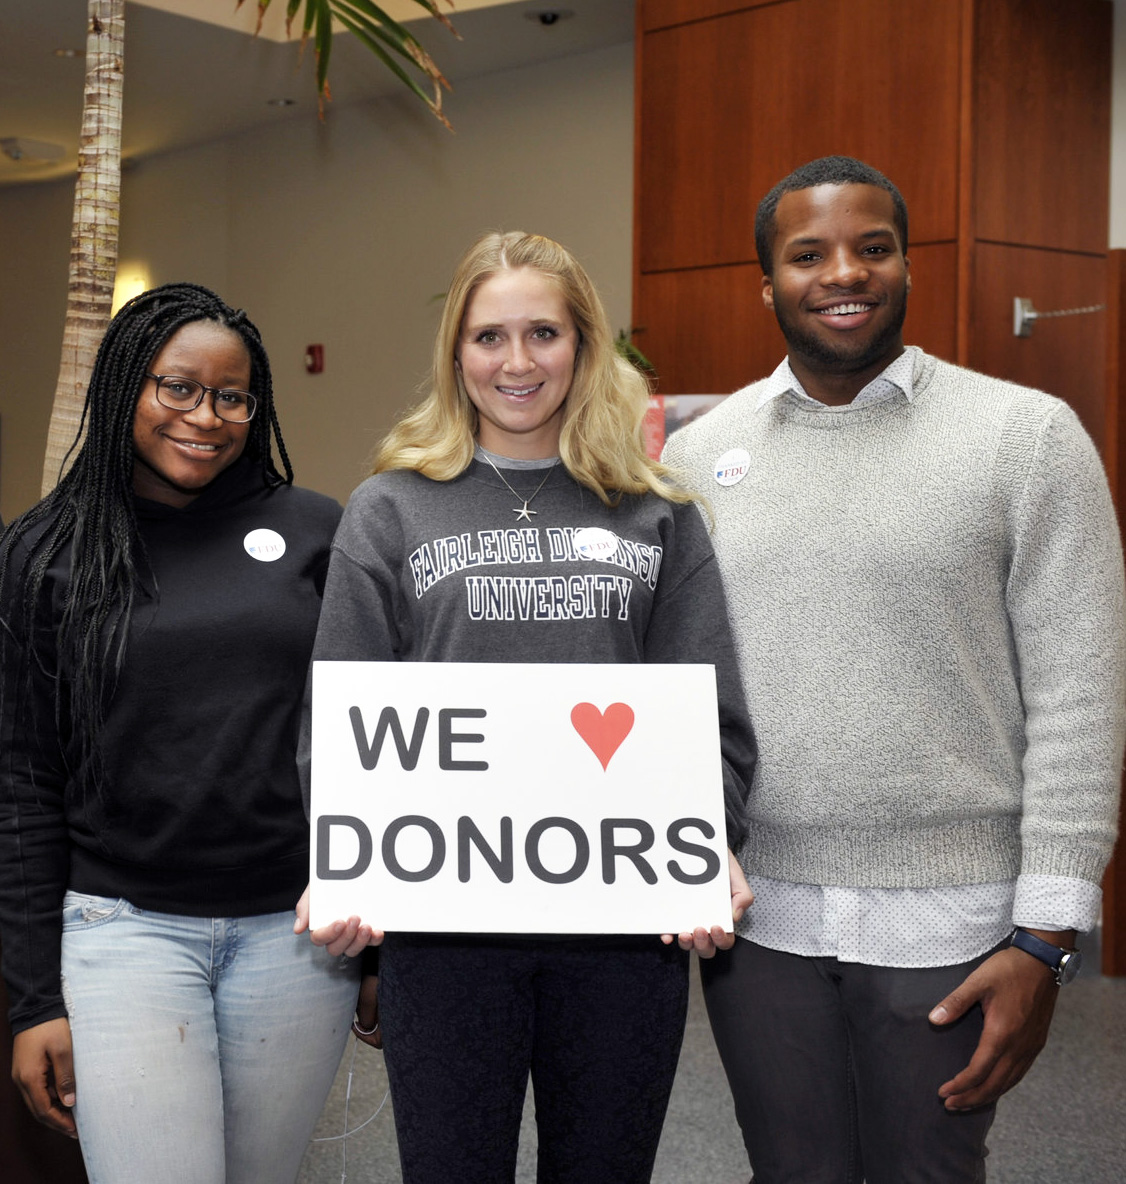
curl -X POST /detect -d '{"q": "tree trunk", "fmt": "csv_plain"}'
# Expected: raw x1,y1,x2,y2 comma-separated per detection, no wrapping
41,0,125,497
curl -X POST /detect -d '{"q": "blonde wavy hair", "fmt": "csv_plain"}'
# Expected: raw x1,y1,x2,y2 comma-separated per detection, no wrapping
373,231,694,507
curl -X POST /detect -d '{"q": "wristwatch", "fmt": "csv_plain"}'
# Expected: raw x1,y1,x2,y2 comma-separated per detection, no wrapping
1010,928,1082,986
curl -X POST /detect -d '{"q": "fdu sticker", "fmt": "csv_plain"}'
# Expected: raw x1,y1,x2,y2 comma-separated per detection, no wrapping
244,528,287,562
714,448,750,487
573,527,619,561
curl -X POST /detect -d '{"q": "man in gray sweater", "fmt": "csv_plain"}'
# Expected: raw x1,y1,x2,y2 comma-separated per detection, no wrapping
662,156,1125,1183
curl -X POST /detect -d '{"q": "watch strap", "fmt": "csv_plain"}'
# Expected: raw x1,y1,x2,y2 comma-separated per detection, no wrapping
1010,928,1081,986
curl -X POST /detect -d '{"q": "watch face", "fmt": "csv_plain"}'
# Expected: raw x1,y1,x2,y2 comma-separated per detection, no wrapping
1058,948,1082,985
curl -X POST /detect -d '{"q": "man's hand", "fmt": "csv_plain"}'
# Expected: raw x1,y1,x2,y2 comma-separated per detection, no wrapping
928,930,1070,1110
12,1017,78,1137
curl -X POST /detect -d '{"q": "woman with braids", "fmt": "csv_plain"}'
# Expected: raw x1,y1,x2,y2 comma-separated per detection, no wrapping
296,232,757,1183
0,284,358,1182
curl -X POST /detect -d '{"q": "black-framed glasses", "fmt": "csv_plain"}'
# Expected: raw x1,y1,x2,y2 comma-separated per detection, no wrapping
146,374,258,423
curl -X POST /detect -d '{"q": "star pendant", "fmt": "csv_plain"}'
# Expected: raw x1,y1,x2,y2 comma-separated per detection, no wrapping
513,502,536,521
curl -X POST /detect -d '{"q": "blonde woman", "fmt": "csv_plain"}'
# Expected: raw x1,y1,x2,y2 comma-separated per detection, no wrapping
300,232,756,1183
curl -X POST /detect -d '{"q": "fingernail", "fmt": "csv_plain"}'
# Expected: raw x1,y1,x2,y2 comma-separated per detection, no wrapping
63,1093,76,1107
733,908,744,922
929,1006,948,1023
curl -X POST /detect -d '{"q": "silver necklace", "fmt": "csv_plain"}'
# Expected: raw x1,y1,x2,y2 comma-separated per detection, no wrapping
478,451,558,520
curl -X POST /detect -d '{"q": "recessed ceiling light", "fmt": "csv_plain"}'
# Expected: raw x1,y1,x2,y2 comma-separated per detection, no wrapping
54,48,82,58
525,9,575,26
267,98,297,107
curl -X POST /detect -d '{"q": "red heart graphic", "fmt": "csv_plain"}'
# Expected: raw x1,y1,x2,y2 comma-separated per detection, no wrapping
570,702,635,771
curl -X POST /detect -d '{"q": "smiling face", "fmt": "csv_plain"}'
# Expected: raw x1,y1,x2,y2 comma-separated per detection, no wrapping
132,319,252,507
762,183,910,404
456,267,579,459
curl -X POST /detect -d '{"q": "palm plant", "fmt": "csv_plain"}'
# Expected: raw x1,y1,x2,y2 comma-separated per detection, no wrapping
41,0,455,496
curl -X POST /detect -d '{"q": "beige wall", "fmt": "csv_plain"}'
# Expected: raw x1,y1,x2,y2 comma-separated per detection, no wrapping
0,42,633,520
1113,0,1126,246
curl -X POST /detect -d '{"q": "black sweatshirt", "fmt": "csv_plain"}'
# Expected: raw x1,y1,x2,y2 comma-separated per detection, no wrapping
0,459,341,1034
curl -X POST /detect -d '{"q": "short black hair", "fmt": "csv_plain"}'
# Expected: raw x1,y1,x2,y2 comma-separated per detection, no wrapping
754,156,908,276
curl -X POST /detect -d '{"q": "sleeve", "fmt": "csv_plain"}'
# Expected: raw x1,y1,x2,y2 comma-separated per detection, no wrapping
298,481,407,816
306,492,345,597
642,502,757,847
1005,401,1126,889
0,553,72,1035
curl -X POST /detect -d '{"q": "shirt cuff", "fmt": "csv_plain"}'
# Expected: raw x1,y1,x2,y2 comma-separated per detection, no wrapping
1012,873,1102,933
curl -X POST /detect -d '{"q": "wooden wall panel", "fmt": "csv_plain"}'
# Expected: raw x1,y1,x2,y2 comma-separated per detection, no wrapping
974,0,1111,254
902,243,960,367
638,12,758,273
637,0,962,275
641,0,776,33
1100,250,1126,977
636,265,776,394
635,243,957,394
969,244,1107,446
1107,251,1126,502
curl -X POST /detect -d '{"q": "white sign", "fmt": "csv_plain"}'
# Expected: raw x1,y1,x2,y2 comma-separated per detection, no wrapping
310,662,730,935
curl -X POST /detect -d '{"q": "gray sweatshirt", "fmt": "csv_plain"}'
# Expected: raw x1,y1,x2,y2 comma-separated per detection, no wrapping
308,459,756,843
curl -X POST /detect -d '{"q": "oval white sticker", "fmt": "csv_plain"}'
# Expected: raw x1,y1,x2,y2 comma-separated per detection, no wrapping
243,528,287,562
573,527,619,561
714,448,750,487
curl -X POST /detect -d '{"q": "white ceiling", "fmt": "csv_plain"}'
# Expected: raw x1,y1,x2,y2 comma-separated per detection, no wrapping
0,0,634,186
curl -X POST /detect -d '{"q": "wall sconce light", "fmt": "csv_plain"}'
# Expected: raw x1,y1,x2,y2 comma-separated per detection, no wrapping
112,270,151,316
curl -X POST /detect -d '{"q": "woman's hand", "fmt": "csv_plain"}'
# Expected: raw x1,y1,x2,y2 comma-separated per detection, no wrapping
294,884,384,958
661,849,753,958
351,973,382,1049
12,1017,78,1137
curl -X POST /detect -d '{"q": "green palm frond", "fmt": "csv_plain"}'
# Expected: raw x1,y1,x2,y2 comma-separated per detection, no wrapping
241,0,456,127
615,329,655,375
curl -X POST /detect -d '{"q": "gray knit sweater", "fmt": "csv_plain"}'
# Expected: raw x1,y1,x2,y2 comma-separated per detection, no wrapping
662,349,1125,890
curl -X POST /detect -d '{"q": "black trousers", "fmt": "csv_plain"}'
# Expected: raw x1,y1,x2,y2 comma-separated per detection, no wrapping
378,933,689,1184
700,938,998,1184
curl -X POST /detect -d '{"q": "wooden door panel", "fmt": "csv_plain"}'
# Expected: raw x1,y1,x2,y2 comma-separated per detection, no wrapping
970,243,1107,446
638,0,962,275
974,0,1111,254
641,0,778,33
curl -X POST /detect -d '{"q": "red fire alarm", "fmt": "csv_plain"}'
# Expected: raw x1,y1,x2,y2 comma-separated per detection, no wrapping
305,344,324,374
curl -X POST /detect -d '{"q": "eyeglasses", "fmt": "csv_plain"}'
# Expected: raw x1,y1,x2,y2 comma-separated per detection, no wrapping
146,374,258,423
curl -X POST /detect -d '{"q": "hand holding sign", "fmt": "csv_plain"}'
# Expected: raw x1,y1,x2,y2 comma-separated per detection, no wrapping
294,884,382,956
661,850,753,958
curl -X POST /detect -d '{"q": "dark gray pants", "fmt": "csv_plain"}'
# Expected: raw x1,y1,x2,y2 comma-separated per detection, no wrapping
700,938,998,1184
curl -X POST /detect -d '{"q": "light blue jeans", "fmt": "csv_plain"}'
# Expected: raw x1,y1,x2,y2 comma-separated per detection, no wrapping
60,891,360,1184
